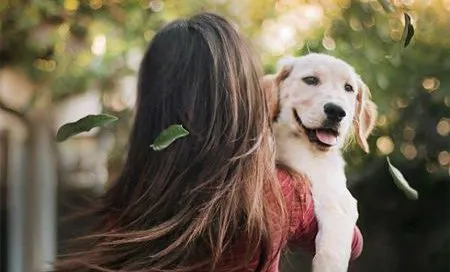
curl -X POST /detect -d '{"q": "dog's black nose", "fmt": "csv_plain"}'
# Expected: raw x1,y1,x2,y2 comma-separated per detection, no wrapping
324,103,346,122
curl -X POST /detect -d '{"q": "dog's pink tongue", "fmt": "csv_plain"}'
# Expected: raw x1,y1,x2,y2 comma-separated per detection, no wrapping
316,130,338,146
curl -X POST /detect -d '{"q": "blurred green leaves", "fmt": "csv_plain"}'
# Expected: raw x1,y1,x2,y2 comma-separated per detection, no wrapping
2,0,449,179
378,0,395,13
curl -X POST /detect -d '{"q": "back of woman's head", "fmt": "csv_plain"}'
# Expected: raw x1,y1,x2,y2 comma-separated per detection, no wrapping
56,12,286,272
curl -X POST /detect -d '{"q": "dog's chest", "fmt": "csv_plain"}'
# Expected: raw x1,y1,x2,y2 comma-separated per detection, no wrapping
274,131,348,192
300,155,347,194
275,127,358,224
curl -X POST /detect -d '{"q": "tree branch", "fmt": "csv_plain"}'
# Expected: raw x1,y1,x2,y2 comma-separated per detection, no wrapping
0,98,30,127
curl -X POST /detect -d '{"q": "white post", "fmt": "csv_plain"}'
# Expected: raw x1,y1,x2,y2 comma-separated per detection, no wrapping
20,110,57,272
34,121,57,271
25,117,57,272
7,133,25,272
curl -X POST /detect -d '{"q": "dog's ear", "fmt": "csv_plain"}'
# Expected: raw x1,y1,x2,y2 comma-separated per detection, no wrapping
354,79,378,153
276,55,296,71
262,62,293,120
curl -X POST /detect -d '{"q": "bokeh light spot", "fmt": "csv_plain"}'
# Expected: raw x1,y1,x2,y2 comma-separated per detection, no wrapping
349,17,362,31
401,143,417,160
91,35,107,56
34,59,57,72
377,115,388,127
304,5,323,21
89,0,103,9
377,136,394,155
322,36,336,50
436,118,449,136
58,23,70,37
149,0,164,12
64,0,79,12
422,77,440,92
438,151,449,166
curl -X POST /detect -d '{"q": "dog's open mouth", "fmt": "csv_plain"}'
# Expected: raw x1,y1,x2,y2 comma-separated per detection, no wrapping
292,109,339,148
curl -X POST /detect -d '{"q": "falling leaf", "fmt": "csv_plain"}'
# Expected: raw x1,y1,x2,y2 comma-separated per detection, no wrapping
386,157,418,200
378,0,395,13
56,114,118,142
150,124,189,151
402,13,415,48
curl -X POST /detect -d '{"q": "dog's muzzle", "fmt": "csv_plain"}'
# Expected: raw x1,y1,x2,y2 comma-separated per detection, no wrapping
293,109,340,148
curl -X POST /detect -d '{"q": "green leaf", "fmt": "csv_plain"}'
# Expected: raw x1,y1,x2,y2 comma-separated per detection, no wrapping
402,13,415,48
378,0,395,13
56,114,119,142
386,13,415,61
150,124,189,151
386,157,418,200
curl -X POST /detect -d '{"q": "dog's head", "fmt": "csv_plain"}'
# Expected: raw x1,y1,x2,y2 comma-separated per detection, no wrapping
263,53,377,153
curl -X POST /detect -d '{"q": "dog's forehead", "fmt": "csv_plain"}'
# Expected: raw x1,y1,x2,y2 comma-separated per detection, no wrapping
291,55,357,82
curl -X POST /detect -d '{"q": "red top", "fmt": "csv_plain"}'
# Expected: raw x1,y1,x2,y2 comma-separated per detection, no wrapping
227,168,363,271
279,168,362,255
107,168,362,271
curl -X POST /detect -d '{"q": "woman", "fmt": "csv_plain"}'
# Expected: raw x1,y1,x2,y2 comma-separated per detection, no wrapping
56,13,361,272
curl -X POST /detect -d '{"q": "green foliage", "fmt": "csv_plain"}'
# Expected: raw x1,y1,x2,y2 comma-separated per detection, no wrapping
0,0,278,104
387,157,418,200
2,0,447,179
150,124,189,151
316,1,449,179
378,0,395,13
56,113,118,142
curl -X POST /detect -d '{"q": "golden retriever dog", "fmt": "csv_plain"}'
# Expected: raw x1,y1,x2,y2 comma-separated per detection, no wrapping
263,53,377,272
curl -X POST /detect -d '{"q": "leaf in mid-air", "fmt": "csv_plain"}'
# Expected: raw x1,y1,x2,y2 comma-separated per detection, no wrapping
56,114,119,142
387,157,418,200
386,13,415,61
402,13,415,48
150,124,189,151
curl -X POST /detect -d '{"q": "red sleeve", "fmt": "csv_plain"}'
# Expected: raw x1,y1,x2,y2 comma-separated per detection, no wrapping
277,168,363,260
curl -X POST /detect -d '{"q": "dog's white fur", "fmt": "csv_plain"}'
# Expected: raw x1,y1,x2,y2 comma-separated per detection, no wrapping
264,53,377,272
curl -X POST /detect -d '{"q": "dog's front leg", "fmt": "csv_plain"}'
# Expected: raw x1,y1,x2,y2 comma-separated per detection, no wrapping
311,188,358,272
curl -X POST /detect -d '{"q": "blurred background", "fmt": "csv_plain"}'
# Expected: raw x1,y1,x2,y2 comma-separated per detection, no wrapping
0,0,449,271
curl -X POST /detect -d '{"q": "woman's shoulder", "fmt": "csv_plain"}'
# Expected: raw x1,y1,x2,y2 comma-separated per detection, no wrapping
276,166,315,238
276,165,311,205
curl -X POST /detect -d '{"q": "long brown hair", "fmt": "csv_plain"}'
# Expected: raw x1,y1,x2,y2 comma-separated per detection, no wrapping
55,13,287,272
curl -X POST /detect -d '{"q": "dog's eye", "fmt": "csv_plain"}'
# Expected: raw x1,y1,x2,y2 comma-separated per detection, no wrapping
344,83,354,92
302,76,320,86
